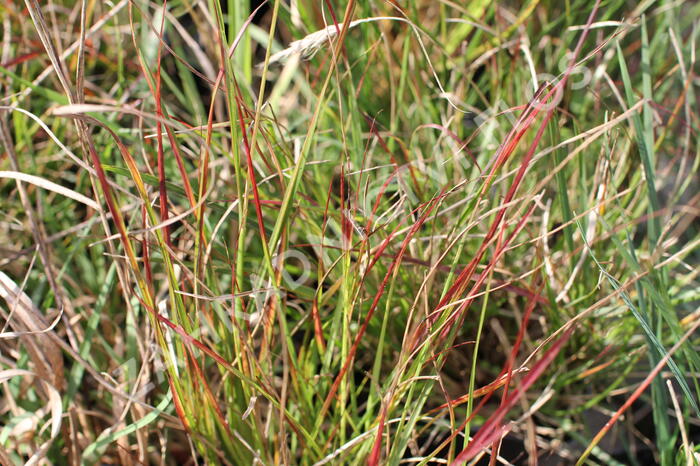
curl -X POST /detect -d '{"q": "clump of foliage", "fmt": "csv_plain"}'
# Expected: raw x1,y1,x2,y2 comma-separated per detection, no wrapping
1,0,699,464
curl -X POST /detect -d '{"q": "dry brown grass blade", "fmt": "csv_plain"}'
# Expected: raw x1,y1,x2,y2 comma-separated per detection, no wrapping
0,170,99,210
0,272,65,391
